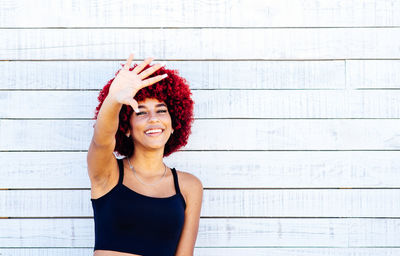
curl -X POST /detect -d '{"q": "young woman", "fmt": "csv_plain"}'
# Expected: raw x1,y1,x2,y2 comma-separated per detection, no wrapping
87,53,203,256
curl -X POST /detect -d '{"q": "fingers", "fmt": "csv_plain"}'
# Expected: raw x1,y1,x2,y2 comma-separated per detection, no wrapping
133,57,154,74
138,63,163,80
126,98,140,113
123,53,134,70
140,74,168,89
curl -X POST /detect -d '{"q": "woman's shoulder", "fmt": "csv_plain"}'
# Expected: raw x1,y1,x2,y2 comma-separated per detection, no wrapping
174,169,203,201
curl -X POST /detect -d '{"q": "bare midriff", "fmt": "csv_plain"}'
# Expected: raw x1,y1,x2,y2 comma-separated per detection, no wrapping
94,250,142,256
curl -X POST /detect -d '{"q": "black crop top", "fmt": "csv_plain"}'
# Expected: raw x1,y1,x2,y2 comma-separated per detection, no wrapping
91,157,186,255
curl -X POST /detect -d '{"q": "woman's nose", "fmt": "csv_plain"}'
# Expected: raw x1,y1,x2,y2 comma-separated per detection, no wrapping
148,112,160,122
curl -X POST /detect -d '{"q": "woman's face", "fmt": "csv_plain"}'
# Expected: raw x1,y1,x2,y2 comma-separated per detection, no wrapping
129,97,173,152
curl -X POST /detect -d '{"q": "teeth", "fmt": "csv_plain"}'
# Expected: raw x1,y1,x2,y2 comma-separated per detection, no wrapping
145,129,162,134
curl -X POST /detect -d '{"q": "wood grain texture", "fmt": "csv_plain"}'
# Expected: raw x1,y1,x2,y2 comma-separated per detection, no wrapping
0,218,399,247
1,248,400,256
2,28,400,60
0,60,346,89
2,151,400,189
1,0,400,27
2,60,400,90
1,90,400,118
1,119,400,150
1,189,400,217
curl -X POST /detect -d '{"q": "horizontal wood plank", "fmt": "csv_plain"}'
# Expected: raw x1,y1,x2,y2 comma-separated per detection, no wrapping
0,218,399,247
2,90,400,118
1,189,399,217
1,0,400,28
2,151,400,189
1,119,400,150
2,28,400,60
347,60,400,89
0,60,346,89
4,60,399,90
1,248,399,256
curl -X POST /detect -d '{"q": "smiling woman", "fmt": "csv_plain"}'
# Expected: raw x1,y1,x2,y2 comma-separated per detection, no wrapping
87,53,203,256
93,54,195,159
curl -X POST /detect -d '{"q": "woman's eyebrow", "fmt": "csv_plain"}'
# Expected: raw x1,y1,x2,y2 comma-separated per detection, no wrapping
138,103,167,109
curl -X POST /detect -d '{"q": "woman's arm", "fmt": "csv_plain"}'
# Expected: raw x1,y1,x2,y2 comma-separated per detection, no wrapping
175,173,204,256
87,94,122,182
92,95,122,146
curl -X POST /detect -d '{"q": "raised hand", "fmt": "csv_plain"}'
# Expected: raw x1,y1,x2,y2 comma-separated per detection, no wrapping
108,53,168,113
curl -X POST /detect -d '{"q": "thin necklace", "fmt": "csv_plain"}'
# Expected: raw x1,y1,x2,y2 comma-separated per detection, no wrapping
126,157,167,186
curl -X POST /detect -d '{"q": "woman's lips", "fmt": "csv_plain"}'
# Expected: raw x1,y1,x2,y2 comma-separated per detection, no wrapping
144,130,163,137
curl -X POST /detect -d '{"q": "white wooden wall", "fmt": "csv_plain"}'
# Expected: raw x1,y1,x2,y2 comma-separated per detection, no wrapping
1,0,400,255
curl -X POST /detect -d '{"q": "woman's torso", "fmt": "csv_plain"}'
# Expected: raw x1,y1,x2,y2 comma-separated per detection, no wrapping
90,157,186,256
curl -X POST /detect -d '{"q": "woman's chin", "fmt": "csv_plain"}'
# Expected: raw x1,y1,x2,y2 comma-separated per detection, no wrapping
136,142,166,151
133,135,169,150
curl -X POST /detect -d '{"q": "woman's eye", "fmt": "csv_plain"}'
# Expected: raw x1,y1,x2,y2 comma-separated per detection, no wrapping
136,110,167,115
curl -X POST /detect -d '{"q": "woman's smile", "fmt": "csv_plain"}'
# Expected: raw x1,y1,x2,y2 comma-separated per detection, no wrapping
144,128,164,136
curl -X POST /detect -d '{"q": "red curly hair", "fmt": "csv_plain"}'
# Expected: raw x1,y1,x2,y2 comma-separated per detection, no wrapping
93,62,195,158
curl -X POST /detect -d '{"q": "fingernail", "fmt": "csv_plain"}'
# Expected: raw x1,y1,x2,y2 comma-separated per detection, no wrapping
158,62,167,67
162,74,168,78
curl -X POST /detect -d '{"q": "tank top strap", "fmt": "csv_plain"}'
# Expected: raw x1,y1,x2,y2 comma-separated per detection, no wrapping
171,167,182,195
117,158,124,185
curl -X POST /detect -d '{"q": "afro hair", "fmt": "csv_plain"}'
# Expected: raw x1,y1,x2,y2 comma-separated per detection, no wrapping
93,62,195,158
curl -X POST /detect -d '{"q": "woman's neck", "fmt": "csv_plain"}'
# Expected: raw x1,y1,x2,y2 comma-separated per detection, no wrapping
128,149,165,177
